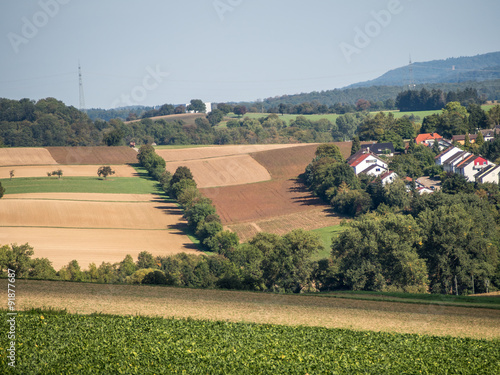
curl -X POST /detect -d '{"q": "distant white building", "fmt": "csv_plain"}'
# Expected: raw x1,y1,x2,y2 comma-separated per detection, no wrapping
186,101,211,113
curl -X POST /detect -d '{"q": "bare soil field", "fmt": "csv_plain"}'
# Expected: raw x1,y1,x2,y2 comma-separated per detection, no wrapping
227,207,343,242
201,179,325,224
156,143,316,162
0,198,180,229
46,146,138,165
165,154,271,188
11,279,500,339
251,144,319,179
0,164,137,179
0,147,58,166
0,227,198,270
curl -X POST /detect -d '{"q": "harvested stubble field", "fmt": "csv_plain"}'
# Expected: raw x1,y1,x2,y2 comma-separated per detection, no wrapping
156,143,316,162
165,154,271,188
0,147,58,166
46,146,138,164
0,193,198,269
0,164,137,179
10,279,500,340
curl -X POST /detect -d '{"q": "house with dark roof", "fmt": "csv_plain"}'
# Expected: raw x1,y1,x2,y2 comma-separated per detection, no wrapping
360,142,395,156
442,150,472,173
475,164,500,184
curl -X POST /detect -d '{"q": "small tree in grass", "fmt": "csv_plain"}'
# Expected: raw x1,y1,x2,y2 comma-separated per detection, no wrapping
9,170,14,180
51,169,63,179
97,166,115,180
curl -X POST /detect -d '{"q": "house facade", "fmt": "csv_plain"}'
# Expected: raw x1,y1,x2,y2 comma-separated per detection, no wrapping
456,155,491,181
347,150,388,176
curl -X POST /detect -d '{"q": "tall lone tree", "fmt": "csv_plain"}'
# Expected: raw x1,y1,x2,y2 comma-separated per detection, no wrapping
350,136,361,156
187,99,206,113
97,166,115,180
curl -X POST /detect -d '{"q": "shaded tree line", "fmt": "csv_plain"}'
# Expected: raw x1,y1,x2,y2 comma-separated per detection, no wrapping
396,87,485,112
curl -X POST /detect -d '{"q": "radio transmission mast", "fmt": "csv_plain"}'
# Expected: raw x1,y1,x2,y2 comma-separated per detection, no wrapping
408,54,416,90
78,62,86,110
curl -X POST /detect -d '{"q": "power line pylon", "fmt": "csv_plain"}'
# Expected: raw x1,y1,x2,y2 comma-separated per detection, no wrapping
78,62,86,111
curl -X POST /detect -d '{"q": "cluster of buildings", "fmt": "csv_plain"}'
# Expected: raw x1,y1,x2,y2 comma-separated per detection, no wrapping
346,127,500,192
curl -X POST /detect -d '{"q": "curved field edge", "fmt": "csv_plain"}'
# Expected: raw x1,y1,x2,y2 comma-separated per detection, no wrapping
1,309,498,374
10,279,500,340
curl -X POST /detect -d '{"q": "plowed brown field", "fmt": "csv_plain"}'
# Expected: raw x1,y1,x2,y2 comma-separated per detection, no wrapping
0,165,137,179
46,146,138,164
201,179,324,224
165,154,271,188
0,148,58,166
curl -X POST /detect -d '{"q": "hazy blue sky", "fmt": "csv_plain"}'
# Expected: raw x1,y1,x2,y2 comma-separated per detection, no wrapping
1,0,499,109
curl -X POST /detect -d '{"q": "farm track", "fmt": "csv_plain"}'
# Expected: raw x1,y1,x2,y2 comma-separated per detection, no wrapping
10,279,500,340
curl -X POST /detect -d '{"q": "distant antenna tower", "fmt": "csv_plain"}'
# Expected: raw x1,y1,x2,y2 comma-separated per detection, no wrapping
78,62,86,110
408,54,416,90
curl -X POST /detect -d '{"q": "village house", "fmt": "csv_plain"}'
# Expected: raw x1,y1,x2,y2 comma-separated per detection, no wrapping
378,170,398,186
442,150,472,173
347,149,388,177
435,146,463,165
475,164,500,184
360,142,395,156
455,154,491,181
415,132,443,146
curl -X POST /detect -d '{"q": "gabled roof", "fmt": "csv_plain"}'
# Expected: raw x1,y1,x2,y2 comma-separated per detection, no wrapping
361,142,395,154
475,164,500,181
452,134,478,142
434,146,456,160
346,149,367,164
359,164,387,175
348,151,386,168
348,152,371,167
455,154,476,169
474,164,495,180
415,132,442,144
442,151,471,166
379,170,397,180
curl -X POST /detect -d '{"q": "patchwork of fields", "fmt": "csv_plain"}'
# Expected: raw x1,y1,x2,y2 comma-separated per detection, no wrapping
0,146,199,269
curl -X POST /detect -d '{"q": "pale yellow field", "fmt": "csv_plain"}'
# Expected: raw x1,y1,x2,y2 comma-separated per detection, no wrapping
0,193,198,269
12,280,500,340
0,199,180,229
0,227,198,270
0,164,137,179
156,143,316,162
3,193,159,202
0,147,58,166
165,154,271,188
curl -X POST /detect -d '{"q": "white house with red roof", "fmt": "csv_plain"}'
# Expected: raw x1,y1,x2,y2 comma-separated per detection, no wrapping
347,150,388,176
415,132,443,146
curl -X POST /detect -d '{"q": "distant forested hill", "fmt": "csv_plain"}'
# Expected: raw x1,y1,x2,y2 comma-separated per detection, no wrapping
254,80,500,110
349,51,500,88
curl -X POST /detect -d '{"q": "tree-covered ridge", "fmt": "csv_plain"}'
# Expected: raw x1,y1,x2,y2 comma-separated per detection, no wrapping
348,51,500,88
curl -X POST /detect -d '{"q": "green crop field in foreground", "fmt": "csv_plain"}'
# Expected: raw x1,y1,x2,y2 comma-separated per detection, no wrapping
0,176,161,195
2,309,498,374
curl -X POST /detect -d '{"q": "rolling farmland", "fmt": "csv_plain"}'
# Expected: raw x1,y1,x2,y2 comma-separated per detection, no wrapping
0,147,199,269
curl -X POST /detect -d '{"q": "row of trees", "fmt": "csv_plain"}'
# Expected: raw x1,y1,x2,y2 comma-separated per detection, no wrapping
395,87,485,112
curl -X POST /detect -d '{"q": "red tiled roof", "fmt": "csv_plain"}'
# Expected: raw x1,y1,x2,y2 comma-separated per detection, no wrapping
415,133,443,144
348,152,371,167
